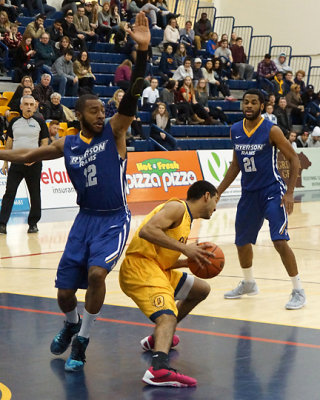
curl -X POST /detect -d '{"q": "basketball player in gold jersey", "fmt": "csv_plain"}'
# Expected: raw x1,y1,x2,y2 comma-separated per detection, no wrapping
119,180,218,387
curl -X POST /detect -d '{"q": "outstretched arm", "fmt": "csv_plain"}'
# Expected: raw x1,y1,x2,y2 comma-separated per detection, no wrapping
0,138,65,164
110,12,151,159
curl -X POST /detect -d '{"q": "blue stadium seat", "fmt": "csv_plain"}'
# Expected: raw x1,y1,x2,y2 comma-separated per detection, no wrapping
93,86,119,97
228,80,258,90
208,100,241,111
88,52,127,63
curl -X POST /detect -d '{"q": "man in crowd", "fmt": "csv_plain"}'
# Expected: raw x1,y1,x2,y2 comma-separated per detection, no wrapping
51,50,79,97
194,12,212,50
230,37,254,81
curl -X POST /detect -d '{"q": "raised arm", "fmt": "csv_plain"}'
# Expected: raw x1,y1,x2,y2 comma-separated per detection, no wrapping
110,12,151,159
0,137,65,164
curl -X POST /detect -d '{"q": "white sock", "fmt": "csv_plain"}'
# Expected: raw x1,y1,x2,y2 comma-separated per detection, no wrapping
243,267,254,282
78,309,100,339
65,308,79,324
291,274,302,290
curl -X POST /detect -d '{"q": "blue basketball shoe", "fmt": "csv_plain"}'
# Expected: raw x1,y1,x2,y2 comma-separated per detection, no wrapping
50,318,82,355
65,336,89,372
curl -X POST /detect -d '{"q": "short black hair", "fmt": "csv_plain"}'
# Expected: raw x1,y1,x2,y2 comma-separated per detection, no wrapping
64,49,74,57
243,89,265,104
75,94,100,113
187,180,217,201
264,53,271,59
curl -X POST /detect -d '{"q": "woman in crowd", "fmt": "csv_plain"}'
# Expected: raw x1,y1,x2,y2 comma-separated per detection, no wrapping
283,71,294,96
159,44,177,83
97,1,113,42
150,102,177,150
0,11,11,35
109,4,121,29
286,83,305,124
55,36,73,57
114,58,132,90
294,70,306,93
163,17,180,53
212,58,234,100
73,50,96,95
3,23,22,57
43,92,66,122
13,34,37,82
173,42,187,67
6,75,34,116
195,78,225,124
206,31,218,57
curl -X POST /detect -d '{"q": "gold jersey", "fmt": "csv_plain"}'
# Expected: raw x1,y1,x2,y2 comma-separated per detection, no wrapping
125,198,192,270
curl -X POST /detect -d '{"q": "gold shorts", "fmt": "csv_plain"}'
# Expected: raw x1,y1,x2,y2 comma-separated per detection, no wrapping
119,256,187,321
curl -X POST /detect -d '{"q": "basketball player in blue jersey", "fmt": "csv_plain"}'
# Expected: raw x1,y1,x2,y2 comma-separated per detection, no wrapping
218,89,306,310
0,12,151,370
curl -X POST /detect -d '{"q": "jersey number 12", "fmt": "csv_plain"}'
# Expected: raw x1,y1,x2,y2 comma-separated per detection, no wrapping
243,156,257,172
84,164,97,187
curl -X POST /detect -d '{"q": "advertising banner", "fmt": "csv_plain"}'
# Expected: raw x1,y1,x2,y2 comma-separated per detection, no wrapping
198,150,242,197
126,151,203,202
0,161,30,211
277,148,320,192
40,158,77,209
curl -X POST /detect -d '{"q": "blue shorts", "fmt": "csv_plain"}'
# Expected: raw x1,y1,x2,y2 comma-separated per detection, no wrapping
235,182,289,246
55,208,131,289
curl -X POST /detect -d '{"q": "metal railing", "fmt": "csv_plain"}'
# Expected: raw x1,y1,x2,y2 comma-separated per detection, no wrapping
248,35,272,70
270,45,292,61
308,66,320,92
194,6,216,27
212,16,235,39
289,56,312,77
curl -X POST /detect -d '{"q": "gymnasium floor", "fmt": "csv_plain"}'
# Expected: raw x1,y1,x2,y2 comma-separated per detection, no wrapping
1,195,320,400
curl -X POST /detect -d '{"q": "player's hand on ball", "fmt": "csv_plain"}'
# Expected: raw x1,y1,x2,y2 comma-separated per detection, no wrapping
183,242,213,268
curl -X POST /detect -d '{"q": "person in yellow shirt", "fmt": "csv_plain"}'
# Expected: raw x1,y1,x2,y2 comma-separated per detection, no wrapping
119,180,218,387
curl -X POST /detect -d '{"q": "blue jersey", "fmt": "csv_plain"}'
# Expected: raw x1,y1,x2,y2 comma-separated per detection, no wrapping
64,122,128,212
231,118,285,192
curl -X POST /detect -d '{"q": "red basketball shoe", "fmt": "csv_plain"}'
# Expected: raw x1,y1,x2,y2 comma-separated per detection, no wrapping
140,335,180,351
142,367,197,387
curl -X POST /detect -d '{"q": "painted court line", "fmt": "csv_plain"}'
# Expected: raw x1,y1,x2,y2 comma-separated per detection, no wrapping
1,305,320,350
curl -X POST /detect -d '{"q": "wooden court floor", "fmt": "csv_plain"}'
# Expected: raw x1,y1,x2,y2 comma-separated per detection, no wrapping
0,196,320,399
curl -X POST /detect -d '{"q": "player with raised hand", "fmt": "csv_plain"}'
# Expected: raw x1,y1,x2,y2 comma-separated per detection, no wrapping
0,12,151,372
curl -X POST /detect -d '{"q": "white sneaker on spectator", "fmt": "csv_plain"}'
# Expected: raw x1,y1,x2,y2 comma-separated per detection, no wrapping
152,25,162,30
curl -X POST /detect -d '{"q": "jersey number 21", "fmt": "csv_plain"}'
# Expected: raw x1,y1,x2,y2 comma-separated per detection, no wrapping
243,157,257,172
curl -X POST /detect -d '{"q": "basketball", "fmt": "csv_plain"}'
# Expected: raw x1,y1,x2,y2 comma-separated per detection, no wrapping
187,242,225,279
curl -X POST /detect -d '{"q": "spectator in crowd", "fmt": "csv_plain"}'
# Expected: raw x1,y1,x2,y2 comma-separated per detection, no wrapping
0,95,49,235
212,58,234,100
73,50,96,95
201,58,218,97
73,4,98,45
217,33,228,47
274,97,292,138
61,11,86,51
306,90,320,125
274,52,292,74
141,0,172,30
113,0,128,22
229,32,237,47
173,42,187,67
46,19,64,44
84,1,99,29
294,70,306,93
179,20,195,56
159,79,184,124
267,93,276,108
0,1,18,23
288,131,298,151
192,57,204,87
55,35,73,57
0,11,10,34
43,92,66,122
195,78,221,125
105,88,124,117
154,0,176,28
230,37,254,81
206,31,218,57
114,21,137,61
163,17,180,53
257,53,277,93
3,23,22,57
283,70,294,95
34,32,56,75
194,12,211,50
48,120,60,142
13,35,37,82
32,73,53,110
24,14,46,40
172,57,193,85
114,58,132,90
97,1,113,42
272,71,284,100
6,76,34,116
159,44,176,83
307,126,320,147
39,0,56,18
286,83,304,124
109,4,121,29
301,84,316,107
61,0,85,15
214,39,233,78
262,103,277,124
150,102,177,150
142,77,159,111
296,131,309,148
51,49,79,97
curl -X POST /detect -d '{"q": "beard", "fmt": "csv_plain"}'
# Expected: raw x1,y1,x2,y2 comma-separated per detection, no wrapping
81,116,103,135
244,109,261,120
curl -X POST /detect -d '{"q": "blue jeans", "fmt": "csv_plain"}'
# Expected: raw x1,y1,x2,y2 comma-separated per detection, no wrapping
52,75,78,97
